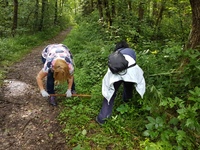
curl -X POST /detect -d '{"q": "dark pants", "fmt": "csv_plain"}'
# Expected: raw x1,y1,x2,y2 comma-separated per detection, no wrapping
42,56,75,94
97,81,134,124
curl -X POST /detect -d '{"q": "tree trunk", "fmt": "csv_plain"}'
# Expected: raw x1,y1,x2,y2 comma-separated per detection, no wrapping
24,9,34,27
138,2,144,21
12,0,18,36
152,1,158,18
155,1,165,27
111,0,115,17
54,0,58,25
127,0,132,10
34,0,39,30
179,0,200,70
152,0,166,40
103,0,112,26
39,0,47,31
185,0,200,50
97,0,103,19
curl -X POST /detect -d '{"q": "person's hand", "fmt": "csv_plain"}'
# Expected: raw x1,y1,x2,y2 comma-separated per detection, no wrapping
40,89,50,97
66,89,72,97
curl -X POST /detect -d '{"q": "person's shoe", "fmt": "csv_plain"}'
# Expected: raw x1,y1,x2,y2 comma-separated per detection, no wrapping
95,116,104,126
49,96,57,106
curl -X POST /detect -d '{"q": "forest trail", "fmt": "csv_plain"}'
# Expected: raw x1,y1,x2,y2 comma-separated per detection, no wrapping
0,28,72,150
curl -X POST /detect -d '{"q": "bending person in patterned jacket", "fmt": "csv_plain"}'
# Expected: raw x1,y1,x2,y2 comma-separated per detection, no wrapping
36,43,76,106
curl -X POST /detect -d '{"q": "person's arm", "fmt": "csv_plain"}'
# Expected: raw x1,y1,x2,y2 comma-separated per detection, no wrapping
36,69,48,94
66,75,74,97
67,75,74,90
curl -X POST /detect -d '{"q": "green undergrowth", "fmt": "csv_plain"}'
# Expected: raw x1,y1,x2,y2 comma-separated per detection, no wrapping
0,27,61,85
57,83,146,149
57,13,200,150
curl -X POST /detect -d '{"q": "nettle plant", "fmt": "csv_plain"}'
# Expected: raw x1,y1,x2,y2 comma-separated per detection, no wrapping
141,48,200,149
143,87,200,149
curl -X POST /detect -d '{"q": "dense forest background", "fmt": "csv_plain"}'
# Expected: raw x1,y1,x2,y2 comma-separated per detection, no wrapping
0,0,200,149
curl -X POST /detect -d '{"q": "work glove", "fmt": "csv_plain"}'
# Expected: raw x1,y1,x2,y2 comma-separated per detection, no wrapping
66,89,72,97
40,89,50,97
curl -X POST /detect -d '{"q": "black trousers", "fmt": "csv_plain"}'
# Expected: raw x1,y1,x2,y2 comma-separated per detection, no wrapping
97,80,134,124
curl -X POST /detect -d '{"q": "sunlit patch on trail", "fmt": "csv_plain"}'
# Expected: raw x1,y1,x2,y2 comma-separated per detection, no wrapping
3,79,32,97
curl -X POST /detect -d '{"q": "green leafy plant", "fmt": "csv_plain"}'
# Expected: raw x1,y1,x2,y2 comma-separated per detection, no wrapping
56,5,198,149
116,104,130,114
143,87,200,149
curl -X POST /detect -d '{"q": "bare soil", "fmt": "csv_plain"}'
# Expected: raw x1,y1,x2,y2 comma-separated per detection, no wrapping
0,28,72,150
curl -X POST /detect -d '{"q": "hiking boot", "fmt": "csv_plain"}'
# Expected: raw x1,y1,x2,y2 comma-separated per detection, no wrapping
95,116,104,126
49,96,57,106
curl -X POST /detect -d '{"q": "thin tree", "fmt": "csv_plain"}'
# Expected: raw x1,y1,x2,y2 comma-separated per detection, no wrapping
111,0,115,17
103,0,112,26
34,0,39,30
39,0,47,31
12,0,18,36
138,2,144,21
152,0,166,40
97,0,103,19
127,0,132,10
178,0,200,71
185,0,200,50
54,0,58,25
155,0,166,27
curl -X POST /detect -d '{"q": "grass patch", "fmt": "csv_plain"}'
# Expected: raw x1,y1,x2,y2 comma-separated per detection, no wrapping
0,27,61,85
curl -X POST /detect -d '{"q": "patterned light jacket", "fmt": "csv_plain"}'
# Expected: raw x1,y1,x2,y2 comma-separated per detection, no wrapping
42,44,74,75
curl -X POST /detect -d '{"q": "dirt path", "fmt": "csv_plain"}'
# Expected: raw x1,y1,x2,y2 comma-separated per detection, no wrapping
0,28,72,150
